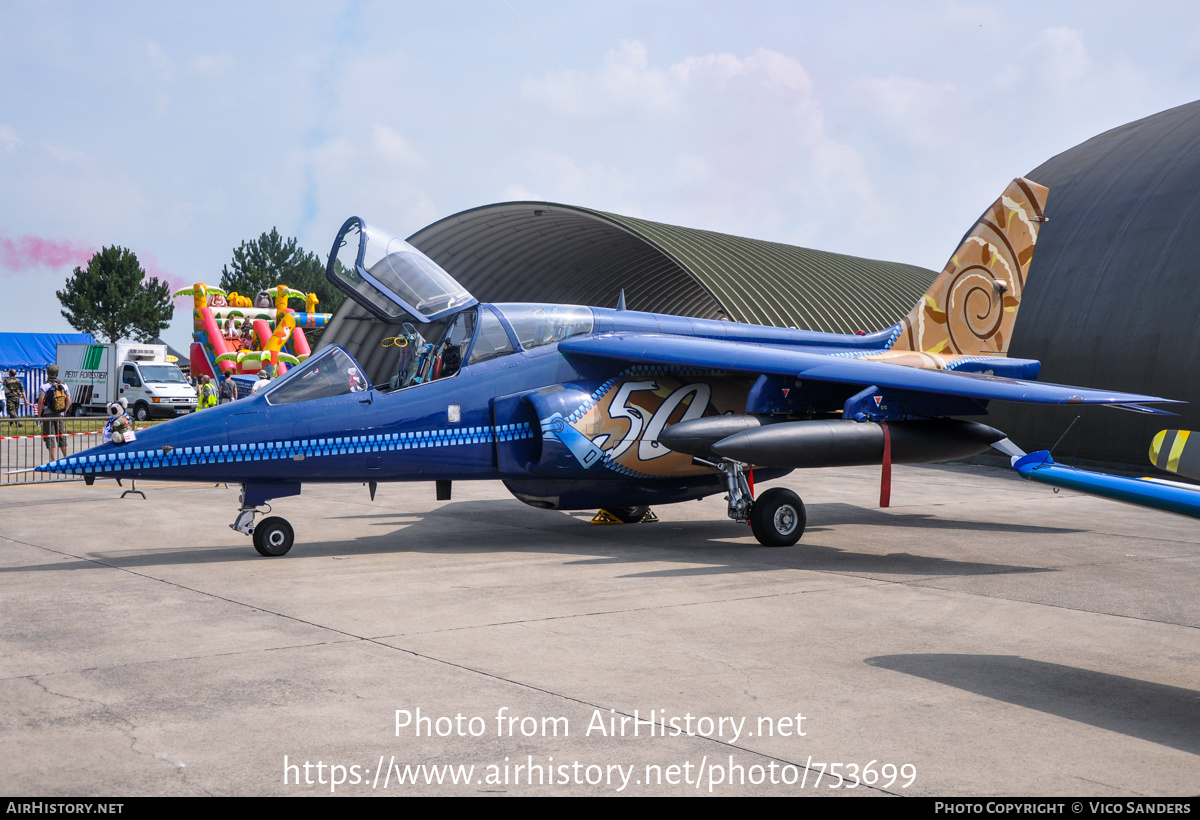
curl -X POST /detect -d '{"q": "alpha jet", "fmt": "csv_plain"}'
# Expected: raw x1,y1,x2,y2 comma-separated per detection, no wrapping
37,178,1177,555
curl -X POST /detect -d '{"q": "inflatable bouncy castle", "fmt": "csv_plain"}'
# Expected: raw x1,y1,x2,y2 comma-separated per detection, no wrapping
174,284,332,381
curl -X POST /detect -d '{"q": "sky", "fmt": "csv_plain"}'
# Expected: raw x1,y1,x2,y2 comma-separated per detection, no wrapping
2,1,1199,352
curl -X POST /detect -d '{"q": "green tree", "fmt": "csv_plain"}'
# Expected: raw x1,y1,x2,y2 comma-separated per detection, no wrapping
57,246,174,343
218,228,345,316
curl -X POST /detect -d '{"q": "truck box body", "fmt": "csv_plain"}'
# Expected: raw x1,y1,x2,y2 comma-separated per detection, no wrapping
57,343,197,420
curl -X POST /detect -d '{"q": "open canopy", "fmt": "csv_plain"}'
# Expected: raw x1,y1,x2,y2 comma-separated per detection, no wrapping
326,217,477,323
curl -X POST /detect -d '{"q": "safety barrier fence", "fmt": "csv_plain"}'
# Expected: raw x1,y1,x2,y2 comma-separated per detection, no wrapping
0,419,153,485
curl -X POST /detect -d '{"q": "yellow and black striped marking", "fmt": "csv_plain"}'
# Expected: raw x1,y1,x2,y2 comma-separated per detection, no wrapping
1149,430,1200,481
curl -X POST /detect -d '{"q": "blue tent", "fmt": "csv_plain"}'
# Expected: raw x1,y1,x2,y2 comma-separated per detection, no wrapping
0,333,96,369
0,333,95,418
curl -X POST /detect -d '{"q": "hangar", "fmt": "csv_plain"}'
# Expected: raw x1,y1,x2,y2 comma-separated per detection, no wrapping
323,100,1199,468
984,100,1200,467
322,204,936,385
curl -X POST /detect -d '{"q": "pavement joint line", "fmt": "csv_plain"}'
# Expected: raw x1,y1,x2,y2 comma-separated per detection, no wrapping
363,581,890,639
1032,551,1200,570
1074,775,1148,796
3,533,899,796
716,553,1200,632
1,639,364,683
902,577,1200,631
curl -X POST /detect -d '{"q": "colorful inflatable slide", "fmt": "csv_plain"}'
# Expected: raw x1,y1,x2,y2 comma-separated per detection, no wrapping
173,284,332,381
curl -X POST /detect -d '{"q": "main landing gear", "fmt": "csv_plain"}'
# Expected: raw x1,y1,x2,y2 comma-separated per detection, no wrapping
231,493,296,557
702,458,806,547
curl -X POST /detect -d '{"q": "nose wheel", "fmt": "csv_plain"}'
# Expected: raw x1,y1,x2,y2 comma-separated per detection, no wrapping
252,516,295,557
231,505,296,557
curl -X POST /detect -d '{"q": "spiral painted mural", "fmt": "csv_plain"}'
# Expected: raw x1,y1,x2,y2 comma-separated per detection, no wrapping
891,177,1048,357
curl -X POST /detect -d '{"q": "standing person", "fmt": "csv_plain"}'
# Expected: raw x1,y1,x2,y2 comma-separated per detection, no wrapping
37,364,71,462
198,375,218,410
3,369,26,428
218,374,236,404
250,370,270,394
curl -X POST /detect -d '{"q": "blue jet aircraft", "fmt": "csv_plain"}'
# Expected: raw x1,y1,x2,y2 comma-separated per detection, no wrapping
37,178,1178,555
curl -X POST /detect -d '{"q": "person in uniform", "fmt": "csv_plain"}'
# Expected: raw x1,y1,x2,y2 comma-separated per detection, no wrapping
4,369,26,427
198,375,218,410
37,364,71,462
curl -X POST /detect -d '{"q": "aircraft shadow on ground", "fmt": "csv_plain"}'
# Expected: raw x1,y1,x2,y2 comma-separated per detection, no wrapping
865,654,1200,756
805,502,1083,534
3,499,1054,579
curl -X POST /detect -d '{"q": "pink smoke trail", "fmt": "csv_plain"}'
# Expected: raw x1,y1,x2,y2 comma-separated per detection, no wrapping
0,235,94,274
0,235,189,294
141,254,191,297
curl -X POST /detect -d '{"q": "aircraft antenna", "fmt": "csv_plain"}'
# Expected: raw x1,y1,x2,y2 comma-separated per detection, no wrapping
1047,415,1082,460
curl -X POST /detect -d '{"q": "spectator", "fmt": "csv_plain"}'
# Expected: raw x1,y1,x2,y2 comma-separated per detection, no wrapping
250,370,270,394
4,369,27,428
37,364,71,462
198,375,218,410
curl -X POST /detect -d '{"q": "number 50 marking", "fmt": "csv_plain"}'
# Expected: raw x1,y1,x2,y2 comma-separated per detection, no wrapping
602,381,711,462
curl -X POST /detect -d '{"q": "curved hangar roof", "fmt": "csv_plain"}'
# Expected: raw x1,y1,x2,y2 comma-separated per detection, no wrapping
406,203,935,332
325,202,935,340
983,99,1200,467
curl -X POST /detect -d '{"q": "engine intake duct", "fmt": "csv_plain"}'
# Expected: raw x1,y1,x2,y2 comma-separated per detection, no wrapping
711,418,1005,468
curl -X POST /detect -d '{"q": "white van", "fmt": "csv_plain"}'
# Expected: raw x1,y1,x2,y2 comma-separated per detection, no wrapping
57,343,198,420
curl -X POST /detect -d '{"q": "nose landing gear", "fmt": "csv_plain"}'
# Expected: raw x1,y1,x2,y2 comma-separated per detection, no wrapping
252,517,295,556
231,484,299,556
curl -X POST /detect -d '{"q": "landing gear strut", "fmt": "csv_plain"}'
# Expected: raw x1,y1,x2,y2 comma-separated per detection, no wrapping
230,487,295,557
710,457,754,524
699,457,806,547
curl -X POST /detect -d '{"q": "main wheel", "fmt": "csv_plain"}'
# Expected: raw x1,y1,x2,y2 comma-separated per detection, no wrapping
610,506,649,524
70,404,86,417
253,516,295,557
133,403,151,422
750,488,806,547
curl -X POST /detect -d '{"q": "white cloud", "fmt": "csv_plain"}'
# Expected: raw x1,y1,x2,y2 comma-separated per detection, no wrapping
669,51,744,88
305,126,438,236
998,26,1144,109
190,53,235,77
42,142,87,165
520,39,679,119
146,42,172,81
372,125,425,169
858,74,957,151
0,125,20,153
513,42,883,248
499,149,641,214
1026,26,1092,90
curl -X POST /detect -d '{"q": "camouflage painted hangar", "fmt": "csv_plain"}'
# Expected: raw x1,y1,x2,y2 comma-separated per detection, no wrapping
324,100,1200,468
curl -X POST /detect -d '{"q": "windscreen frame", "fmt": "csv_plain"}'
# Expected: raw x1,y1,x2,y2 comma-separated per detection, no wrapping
326,216,477,323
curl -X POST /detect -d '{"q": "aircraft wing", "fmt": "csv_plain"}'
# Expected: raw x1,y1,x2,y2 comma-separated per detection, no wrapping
560,333,1178,410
